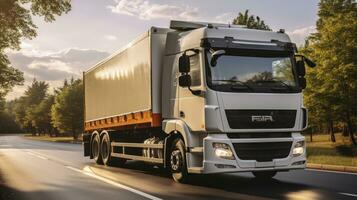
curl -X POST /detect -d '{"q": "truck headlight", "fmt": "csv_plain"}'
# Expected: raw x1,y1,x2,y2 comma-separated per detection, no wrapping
293,141,305,156
212,143,235,160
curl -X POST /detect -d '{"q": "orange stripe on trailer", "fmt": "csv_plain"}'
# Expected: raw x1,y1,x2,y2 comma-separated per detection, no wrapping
84,110,162,132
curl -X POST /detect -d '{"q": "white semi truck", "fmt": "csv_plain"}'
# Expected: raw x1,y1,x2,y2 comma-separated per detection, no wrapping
82,20,316,183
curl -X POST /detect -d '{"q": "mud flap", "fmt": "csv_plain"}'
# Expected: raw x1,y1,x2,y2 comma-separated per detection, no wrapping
83,133,91,157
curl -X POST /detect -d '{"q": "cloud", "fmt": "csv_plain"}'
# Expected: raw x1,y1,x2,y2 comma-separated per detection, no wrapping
6,48,110,100
105,35,118,41
287,26,316,46
214,12,235,24
108,0,199,20
28,60,73,73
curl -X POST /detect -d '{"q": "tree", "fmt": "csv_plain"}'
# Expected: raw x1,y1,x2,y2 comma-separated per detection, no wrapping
13,97,27,130
0,0,71,98
51,79,83,139
302,0,357,144
14,79,49,133
0,96,22,133
32,95,55,134
232,10,271,30
24,79,49,105
0,62,24,98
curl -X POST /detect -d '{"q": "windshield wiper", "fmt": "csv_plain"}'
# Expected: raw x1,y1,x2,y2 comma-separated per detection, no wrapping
253,79,293,91
212,80,254,91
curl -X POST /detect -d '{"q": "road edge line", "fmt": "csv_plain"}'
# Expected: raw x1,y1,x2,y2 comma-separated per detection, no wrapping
339,193,357,198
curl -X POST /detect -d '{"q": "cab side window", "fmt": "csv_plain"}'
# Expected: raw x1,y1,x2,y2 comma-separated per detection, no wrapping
189,54,201,86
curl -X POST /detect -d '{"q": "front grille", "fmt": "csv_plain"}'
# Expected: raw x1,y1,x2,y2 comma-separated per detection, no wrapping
225,110,296,129
227,132,291,139
232,142,292,162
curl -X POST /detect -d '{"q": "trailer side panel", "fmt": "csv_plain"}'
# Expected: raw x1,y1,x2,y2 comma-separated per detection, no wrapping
85,33,152,130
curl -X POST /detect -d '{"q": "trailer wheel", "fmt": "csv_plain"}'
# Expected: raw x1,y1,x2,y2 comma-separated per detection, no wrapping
169,138,189,183
252,171,277,180
101,132,126,167
101,133,113,166
92,134,103,164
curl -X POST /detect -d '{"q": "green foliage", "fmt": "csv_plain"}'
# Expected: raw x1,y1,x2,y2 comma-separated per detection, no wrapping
51,79,83,139
0,97,22,133
302,0,357,144
13,79,49,132
31,95,55,133
0,61,24,98
232,9,271,30
4,78,83,138
0,0,71,99
24,79,49,105
0,111,22,133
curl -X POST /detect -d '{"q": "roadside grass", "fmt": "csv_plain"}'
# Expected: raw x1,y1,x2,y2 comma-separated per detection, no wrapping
306,133,357,167
24,134,82,143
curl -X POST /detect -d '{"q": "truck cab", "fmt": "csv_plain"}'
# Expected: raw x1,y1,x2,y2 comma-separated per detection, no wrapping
161,21,313,180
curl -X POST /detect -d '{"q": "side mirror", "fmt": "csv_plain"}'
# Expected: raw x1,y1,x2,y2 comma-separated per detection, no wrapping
210,50,226,67
179,74,191,87
179,54,190,73
299,77,307,89
296,60,306,76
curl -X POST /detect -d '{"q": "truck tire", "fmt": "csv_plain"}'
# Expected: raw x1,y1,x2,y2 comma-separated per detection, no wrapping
101,133,127,167
101,133,113,166
92,134,103,165
252,171,277,180
169,138,189,183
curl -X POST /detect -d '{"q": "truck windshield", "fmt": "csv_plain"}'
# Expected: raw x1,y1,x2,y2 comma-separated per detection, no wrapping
206,51,299,93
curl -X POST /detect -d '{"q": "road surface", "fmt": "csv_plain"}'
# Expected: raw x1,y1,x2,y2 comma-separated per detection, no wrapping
0,135,356,200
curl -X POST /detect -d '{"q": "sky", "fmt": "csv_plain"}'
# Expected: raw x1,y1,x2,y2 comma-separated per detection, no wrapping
6,0,319,100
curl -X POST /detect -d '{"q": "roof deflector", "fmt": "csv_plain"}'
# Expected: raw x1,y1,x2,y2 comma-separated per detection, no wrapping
170,20,246,31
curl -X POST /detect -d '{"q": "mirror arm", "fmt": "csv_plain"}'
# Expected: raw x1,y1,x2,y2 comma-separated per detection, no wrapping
295,54,316,68
188,87,204,96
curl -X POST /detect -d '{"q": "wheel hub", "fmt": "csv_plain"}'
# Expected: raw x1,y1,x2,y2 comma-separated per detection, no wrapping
170,150,182,171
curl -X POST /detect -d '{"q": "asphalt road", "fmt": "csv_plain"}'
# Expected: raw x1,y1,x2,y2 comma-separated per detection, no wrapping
0,135,356,200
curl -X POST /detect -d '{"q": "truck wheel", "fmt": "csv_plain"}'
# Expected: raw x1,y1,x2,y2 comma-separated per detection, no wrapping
101,133,126,167
92,134,103,165
101,133,113,166
169,138,189,183
252,171,277,180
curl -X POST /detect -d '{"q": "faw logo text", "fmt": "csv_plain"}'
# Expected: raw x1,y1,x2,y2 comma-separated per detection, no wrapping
251,115,274,122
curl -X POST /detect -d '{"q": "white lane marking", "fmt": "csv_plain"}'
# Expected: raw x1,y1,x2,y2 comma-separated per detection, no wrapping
306,168,357,176
65,166,162,200
340,193,357,198
25,151,48,160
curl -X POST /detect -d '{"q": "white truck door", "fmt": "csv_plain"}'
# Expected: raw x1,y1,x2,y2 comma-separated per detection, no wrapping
178,52,205,131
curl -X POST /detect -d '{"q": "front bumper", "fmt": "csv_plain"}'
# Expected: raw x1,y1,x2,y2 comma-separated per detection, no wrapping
197,133,306,174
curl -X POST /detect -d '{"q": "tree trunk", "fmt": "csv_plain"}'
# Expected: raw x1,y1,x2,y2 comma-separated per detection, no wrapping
346,112,357,145
346,119,356,145
329,121,336,142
